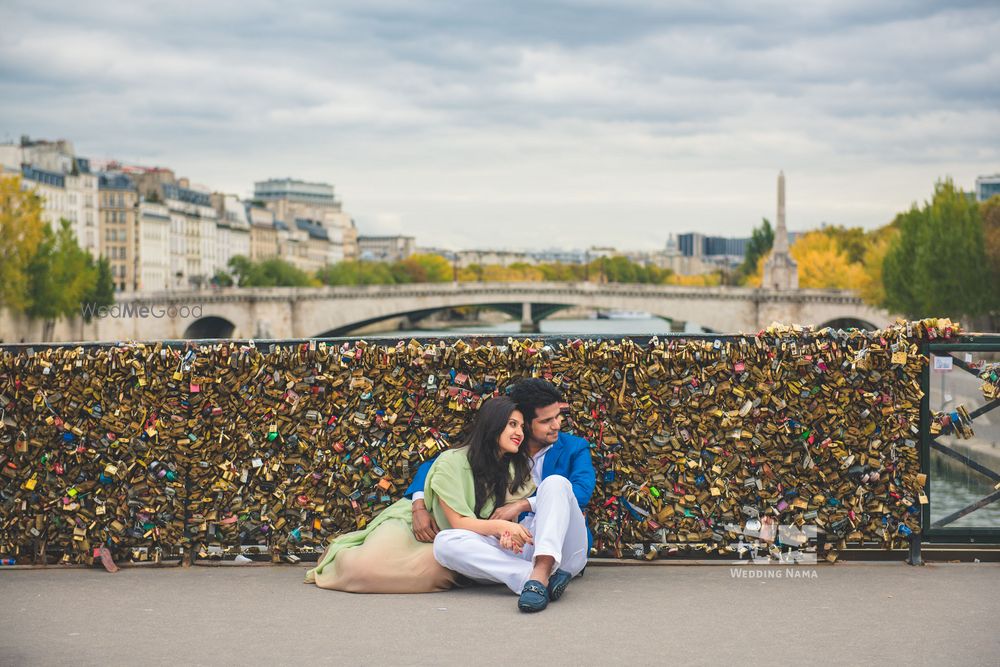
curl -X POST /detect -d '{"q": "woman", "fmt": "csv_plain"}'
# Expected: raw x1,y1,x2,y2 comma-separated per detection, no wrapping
305,396,535,593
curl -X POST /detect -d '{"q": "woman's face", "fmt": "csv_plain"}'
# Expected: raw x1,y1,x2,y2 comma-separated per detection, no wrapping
496,409,524,455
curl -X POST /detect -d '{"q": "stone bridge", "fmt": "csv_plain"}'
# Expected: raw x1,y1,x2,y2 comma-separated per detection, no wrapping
61,282,892,341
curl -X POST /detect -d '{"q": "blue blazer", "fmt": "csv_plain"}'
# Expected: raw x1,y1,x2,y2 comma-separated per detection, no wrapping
404,432,597,546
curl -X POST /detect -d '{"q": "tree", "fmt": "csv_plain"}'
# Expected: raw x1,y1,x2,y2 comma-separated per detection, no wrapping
819,224,867,264
256,258,316,287
227,255,317,287
603,256,639,283
737,218,773,284
745,228,868,289
211,269,234,288
789,231,866,289
882,180,991,320
0,176,46,311
407,254,453,282
979,196,1000,328
227,255,254,285
858,227,896,308
535,262,584,282
26,219,94,340
390,258,428,283
81,256,115,322
463,263,487,282
316,261,398,286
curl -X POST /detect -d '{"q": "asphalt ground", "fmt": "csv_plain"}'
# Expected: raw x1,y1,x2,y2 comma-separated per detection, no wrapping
2,562,999,666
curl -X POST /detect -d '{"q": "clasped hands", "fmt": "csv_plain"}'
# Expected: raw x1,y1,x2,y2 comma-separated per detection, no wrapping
491,499,533,554
411,498,533,553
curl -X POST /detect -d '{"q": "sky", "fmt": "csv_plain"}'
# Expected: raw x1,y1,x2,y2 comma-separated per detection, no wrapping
2,0,999,252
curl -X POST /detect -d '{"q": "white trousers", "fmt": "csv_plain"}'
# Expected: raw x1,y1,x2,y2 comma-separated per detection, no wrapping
433,475,588,594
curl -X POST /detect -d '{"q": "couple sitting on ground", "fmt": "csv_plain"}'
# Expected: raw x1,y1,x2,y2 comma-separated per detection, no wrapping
304,378,596,613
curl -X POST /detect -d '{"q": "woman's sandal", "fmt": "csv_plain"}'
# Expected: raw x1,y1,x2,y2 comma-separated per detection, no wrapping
547,569,572,601
518,579,549,613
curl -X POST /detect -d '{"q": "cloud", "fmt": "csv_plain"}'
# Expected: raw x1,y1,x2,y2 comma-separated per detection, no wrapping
1,0,998,251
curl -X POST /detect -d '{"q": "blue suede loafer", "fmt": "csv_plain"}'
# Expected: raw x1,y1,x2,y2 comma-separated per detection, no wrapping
547,569,572,601
518,579,549,612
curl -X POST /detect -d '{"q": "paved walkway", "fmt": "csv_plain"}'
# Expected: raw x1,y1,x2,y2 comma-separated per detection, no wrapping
2,562,998,666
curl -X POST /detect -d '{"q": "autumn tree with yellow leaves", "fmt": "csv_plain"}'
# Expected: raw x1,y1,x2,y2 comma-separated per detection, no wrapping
747,226,868,289
0,176,46,310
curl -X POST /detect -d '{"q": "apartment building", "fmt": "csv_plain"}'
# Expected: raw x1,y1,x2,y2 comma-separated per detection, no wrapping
358,235,416,262
253,177,355,262
0,137,99,255
130,169,220,289
98,172,139,291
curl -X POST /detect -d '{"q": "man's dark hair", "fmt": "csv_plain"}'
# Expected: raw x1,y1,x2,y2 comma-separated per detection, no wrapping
509,378,563,425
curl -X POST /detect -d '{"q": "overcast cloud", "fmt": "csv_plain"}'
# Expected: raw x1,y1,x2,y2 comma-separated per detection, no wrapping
2,0,998,250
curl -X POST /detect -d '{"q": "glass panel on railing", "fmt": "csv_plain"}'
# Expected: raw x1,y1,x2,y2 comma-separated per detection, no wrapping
928,349,1000,530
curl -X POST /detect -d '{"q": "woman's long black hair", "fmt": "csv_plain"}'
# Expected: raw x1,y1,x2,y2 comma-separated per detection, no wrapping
466,396,532,518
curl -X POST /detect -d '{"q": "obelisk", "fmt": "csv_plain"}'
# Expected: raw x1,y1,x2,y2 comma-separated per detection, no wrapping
762,170,798,290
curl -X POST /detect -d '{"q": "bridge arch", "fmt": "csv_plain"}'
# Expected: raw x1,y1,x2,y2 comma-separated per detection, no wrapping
818,317,879,331
184,316,236,339
310,301,684,337
311,302,582,337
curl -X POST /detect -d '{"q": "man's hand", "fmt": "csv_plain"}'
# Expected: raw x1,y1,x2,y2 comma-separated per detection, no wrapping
489,498,531,522
411,499,439,542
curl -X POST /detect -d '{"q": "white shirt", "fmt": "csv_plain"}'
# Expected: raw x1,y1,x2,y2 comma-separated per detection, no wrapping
526,443,553,512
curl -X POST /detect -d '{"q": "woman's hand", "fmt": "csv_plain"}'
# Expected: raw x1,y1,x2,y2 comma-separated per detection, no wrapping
499,531,519,553
411,499,439,542
495,520,532,552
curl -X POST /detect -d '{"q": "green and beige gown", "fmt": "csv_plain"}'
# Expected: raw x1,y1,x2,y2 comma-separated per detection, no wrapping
305,447,535,593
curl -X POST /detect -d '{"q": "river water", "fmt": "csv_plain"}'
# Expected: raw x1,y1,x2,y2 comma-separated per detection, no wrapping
391,316,682,338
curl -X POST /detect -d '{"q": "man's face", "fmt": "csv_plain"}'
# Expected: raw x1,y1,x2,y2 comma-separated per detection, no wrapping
527,402,562,446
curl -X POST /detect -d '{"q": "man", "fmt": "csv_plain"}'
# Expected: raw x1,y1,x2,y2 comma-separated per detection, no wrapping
406,378,595,612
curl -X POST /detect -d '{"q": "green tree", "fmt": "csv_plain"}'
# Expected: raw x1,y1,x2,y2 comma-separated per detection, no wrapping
227,255,316,287
390,258,427,283
317,261,398,286
536,262,585,282
26,219,94,340
81,256,115,322
604,256,638,283
737,218,773,284
257,258,315,287
227,255,255,285
466,263,486,282
819,224,868,264
211,269,234,288
979,196,1000,328
882,180,990,320
0,176,46,311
